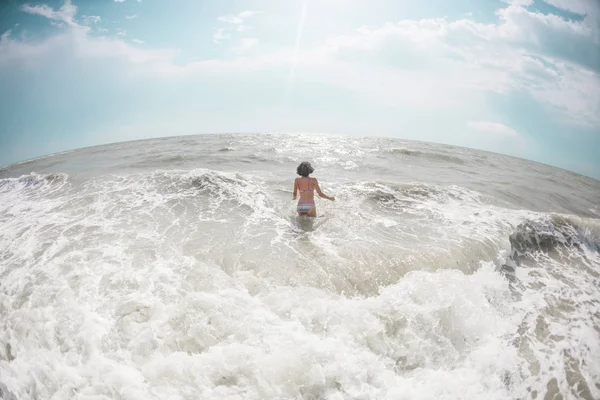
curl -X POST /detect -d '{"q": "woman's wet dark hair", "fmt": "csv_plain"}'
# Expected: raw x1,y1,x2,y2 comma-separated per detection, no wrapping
297,162,314,177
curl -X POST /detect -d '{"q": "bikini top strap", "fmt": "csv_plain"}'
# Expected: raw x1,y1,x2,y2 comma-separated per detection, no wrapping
297,176,314,192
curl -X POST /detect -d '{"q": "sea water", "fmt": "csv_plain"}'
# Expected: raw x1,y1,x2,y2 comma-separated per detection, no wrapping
0,133,599,399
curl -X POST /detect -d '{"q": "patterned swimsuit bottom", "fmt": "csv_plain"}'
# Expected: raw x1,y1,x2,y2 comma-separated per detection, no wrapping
297,201,315,216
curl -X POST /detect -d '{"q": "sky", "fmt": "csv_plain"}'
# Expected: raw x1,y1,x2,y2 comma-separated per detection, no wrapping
0,0,599,179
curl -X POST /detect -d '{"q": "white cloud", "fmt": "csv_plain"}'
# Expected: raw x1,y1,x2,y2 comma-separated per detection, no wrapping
213,10,263,47
114,0,126,3
238,10,263,19
466,120,528,154
234,38,259,52
497,5,597,46
215,10,263,48
467,121,519,137
527,61,600,127
2,1,176,67
542,0,599,19
81,15,101,25
126,14,138,20
311,6,600,127
218,15,243,25
22,0,77,26
218,10,262,25
504,0,534,6
0,27,176,67
132,38,144,44
213,28,231,43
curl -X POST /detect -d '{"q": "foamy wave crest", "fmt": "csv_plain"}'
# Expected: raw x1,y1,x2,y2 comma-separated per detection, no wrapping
507,215,600,266
78,169,282,228
0,173,69,194
495,214,600,399
344,181,488,206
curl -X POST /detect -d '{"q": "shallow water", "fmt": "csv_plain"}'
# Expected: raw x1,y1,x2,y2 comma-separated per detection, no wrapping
0,133,599,399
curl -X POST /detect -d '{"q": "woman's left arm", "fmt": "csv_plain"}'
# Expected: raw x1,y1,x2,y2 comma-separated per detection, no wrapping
314,179,335,201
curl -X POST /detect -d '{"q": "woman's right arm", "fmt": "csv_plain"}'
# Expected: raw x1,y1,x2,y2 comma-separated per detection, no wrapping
313,179,335,201
293,178,298,200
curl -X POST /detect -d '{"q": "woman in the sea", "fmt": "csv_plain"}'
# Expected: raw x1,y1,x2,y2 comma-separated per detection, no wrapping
293,161,335,217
